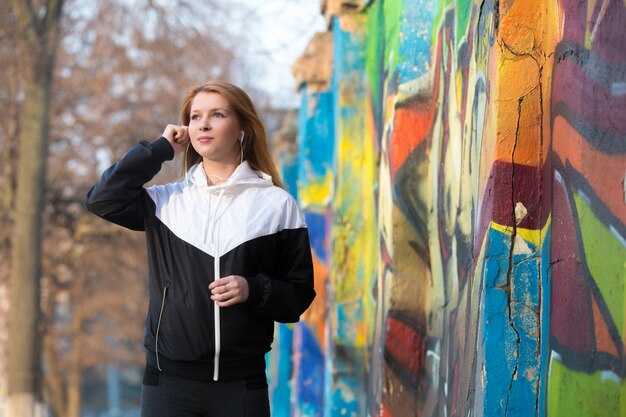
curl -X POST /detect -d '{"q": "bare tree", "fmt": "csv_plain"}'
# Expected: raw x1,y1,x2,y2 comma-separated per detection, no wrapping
2,1,276,415
36,1,246,416
7,1,65,416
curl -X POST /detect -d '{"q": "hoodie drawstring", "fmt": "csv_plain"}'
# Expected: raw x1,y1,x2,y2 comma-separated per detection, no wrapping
210,188,226,381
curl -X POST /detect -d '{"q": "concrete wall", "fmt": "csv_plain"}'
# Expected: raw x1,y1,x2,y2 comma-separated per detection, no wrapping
271,0,626,416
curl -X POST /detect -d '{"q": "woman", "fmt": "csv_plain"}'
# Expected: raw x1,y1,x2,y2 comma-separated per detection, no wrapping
86,81,316,417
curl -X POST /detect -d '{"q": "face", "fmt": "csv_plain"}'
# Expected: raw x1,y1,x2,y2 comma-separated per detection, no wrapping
188,91,242,165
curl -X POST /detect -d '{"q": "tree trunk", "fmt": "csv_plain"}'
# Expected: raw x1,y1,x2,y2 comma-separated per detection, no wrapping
43,283,67,417
67,272,85,417
7,1,64,416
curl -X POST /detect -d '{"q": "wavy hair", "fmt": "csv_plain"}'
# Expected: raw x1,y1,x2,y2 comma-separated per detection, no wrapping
178,81,284,189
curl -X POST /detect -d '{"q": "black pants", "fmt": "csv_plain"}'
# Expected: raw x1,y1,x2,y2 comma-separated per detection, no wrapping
140,364,270,417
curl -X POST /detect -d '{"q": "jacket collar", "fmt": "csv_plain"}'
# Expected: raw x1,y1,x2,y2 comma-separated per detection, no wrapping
186,160,273,189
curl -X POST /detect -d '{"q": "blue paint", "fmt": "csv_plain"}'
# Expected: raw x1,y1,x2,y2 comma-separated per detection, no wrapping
281,152,299,200
538,225,551,417
483,228,542,416
324,303,366,417
397,0,436,82
332,16,367,122
268,324,294,417
509,248,541,416
325,16,369,417
298,87,335,181
305,211,329,263
296,322,325,417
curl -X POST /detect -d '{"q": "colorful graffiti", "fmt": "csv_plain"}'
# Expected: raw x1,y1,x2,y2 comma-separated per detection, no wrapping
548,0,626,415
272,0,626,416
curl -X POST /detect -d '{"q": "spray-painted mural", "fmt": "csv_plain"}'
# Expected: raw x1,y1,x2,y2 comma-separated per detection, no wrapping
273,0,626,416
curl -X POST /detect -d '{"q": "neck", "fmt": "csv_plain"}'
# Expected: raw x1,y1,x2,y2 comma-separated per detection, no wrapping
202,158,240,186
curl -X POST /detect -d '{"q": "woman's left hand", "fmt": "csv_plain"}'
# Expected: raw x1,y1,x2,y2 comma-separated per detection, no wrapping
209,275,249,307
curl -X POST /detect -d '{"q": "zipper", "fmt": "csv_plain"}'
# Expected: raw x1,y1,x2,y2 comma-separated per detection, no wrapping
213,249,221,380
155,285,168,371
210,188,226,381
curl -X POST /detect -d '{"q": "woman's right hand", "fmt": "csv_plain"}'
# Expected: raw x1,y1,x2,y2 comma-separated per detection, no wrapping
162,124,189,153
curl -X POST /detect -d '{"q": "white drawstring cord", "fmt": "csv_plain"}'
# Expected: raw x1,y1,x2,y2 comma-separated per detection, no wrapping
155,286,168,371
211,188,226,381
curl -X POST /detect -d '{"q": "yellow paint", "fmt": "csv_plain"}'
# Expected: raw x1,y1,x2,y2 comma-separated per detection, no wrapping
585,0,611,49
331,91,378,314
490,215,552,248
298,169,334,208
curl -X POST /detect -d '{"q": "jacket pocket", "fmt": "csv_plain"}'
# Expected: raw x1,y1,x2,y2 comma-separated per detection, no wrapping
155,285,168,371
156,283,216,361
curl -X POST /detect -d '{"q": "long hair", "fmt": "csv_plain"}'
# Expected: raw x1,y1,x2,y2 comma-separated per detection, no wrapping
178,81,285,189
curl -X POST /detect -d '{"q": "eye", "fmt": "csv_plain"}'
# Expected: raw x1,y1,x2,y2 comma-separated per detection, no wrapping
191,114,199,120
212,112,225,118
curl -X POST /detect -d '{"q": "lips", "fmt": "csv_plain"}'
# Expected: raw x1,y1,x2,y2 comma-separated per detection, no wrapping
197,136,213,143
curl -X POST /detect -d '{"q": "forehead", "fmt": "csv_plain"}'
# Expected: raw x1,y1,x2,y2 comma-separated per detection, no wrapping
190,91,232,111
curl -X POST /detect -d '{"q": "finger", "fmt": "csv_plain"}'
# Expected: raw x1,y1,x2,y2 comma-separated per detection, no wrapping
209,279,231,295
209,278,230,292
162,124,175,141
208,278,227,291
216,296,240,307
173,126,183,142
212,290,242,307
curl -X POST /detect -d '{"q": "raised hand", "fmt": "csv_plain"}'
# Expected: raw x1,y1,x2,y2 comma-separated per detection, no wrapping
162,124,189,153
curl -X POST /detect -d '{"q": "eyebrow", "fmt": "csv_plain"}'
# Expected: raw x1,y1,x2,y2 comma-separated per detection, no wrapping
190,107,230,113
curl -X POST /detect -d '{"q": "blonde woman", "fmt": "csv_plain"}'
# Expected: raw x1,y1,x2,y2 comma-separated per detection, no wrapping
86,81,316,417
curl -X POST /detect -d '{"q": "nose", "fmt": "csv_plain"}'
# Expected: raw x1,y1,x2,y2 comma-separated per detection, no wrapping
198,118,211,131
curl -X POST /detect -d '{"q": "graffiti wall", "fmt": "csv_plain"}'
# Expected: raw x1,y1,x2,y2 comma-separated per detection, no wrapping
273,0,626,416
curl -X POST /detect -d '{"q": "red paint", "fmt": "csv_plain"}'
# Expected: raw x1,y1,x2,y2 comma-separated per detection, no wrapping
550,174,594,353
389,36,442,176
475,160,552,257
380,399,396,417
385,316,426,377
552,59,626,136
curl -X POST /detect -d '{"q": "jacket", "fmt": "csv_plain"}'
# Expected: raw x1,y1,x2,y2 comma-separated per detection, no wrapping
85,137,315,382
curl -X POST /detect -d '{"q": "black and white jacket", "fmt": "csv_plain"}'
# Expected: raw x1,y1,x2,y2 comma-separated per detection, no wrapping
86,137,315,382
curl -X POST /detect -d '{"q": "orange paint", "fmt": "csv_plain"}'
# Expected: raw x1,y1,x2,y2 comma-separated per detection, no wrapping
494,0,553,167
302,252,328,349
389,36,442,174
390,103,436,173
591,294,620,357
553,116,626,225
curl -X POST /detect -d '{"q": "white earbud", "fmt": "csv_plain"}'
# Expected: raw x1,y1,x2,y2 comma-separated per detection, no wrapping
239,131,244,143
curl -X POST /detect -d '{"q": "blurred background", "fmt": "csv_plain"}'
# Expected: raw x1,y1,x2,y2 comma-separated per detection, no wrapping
1,1,323,416
3,1,626,417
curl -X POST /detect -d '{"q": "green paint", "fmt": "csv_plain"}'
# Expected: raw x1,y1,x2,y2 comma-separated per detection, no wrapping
383,0,403,75
573,193,626,338
430,0,471,48
431,0,454,45
548,358,624,416
366,0,384,105
455,0,472,43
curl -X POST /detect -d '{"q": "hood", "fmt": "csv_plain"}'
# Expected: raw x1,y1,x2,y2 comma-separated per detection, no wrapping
185,160,273,190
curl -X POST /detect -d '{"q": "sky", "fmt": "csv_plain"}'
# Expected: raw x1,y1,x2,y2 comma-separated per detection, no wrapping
231,0,327,107
129,0,327,108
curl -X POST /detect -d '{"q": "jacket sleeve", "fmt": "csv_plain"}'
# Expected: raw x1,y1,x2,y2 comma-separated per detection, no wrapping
85,137,174,231
244,200,316,323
